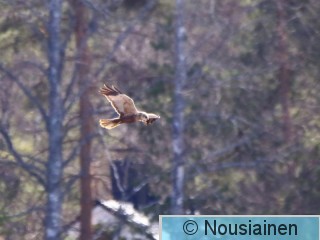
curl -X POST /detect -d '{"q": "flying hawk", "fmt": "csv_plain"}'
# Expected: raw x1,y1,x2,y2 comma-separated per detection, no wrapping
99,84,160,129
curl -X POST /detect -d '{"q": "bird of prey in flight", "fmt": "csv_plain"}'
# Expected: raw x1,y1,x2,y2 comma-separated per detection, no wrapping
99,84,160,129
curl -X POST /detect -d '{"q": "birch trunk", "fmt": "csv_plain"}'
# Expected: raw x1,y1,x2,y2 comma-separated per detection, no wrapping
171,0,187,215
45,0,63,239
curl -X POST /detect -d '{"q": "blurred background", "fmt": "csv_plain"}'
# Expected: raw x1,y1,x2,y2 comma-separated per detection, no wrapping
0,0,320,239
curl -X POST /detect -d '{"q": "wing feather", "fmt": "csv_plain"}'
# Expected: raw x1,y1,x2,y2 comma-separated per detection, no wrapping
100,84,138,116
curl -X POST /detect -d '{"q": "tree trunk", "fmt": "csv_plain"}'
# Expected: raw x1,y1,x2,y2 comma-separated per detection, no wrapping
45,0,63,239
71,1,93,239
276,0,292,143
171,0,187,215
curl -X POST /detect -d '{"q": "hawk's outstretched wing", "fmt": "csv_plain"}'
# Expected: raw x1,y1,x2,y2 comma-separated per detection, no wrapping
100,84,138,116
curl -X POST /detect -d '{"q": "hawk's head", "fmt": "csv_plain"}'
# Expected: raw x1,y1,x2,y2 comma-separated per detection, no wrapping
138,112,149,122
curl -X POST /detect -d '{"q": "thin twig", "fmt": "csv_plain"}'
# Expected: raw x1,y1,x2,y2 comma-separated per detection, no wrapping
0,64,49,126
0,125,46,187
94,0,157,79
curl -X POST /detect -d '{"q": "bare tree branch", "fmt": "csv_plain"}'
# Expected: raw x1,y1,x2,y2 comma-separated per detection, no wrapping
62,132,97,167
97,131,126,198
193,144,296,176
0,63,49,125
16,61,48,76
0,125,46,187
93,0,157,79
6,206,43,219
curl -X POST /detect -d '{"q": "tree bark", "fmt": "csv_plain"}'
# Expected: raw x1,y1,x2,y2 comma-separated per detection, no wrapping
45,0,63,239
71,1,93,239
276,0,292,143
171,0,187,215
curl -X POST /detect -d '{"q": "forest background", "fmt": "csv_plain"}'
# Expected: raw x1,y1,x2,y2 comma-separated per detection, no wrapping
0,0,319,239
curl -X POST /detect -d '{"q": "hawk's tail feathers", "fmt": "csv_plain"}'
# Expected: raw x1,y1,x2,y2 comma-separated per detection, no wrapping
99,118,122,129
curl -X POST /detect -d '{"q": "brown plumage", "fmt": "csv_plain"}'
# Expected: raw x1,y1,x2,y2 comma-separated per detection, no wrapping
99,84,160,129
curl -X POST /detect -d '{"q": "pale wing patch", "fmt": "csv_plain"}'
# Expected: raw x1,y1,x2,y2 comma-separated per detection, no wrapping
106,94,138,116
123,97,138,115
107,96,125,115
